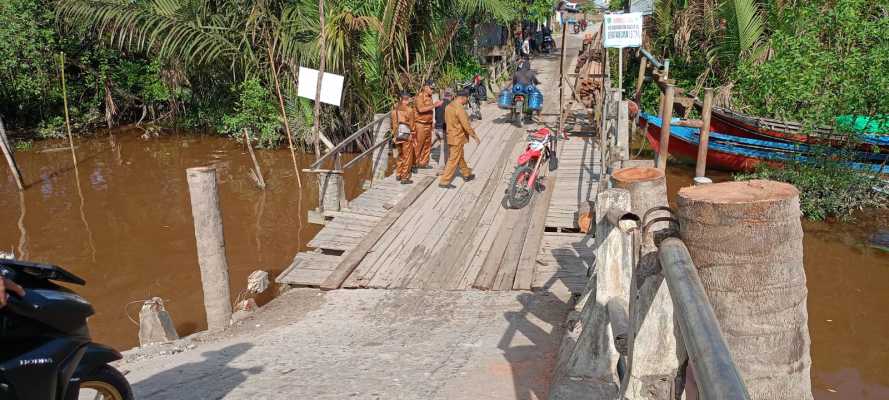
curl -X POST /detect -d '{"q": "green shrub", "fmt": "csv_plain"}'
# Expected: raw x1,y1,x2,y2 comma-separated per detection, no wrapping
221,78,281,148
735,160,888,221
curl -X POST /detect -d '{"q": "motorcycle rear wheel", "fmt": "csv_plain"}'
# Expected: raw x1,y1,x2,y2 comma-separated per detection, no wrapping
76,365,134,400
515,101,525,127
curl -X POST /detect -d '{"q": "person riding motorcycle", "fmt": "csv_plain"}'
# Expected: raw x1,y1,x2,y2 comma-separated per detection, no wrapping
512,61,541,89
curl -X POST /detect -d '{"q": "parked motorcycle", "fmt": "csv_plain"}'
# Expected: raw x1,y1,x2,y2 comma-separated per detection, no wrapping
461,74,486,121
542,34,555,53
505,127,559,209
0,259,133,400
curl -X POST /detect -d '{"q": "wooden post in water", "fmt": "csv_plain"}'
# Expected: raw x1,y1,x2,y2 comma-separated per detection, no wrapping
695,88,714,178
677,180,812,399
610,167,680,399
186,167,233,331
242,129,266,189
656,84,674,170
0,117,24,190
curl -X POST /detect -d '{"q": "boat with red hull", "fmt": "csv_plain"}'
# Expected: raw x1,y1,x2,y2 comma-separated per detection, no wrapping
639,113,889,173
702,105,889,152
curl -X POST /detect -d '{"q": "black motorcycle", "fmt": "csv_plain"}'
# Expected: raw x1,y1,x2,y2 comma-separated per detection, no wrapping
0,259,133,400
461,74,487,121
542,34,555,53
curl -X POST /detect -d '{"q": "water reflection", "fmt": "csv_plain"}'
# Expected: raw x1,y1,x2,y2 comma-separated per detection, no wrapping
0,127,369,350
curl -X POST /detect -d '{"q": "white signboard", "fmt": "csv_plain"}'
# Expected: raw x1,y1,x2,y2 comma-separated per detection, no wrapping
297,67,345,107
603,12,644,48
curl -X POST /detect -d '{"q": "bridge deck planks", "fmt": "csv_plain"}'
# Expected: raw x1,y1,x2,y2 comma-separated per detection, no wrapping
279,33,601,293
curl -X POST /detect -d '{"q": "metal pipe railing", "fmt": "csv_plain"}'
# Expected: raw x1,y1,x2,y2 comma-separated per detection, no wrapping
638,47,663,69
658,238,750,400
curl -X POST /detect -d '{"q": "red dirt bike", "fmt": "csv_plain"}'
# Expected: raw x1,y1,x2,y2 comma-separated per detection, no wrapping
505,127,559,209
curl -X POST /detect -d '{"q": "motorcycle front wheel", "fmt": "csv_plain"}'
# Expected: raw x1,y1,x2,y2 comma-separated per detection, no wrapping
507,164,535,209
75,365,134,400
471,99,482,120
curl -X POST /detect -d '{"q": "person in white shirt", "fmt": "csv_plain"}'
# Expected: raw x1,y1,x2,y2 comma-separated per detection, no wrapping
521,36,531,57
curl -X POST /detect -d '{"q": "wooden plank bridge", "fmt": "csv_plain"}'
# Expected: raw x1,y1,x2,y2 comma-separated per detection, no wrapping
278,33,600,297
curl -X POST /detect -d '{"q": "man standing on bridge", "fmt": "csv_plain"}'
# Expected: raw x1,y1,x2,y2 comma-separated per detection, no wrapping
414,80,441,169
439,89,479,188
391,91,416,184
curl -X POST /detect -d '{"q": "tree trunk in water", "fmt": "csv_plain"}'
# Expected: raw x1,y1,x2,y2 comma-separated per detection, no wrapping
676,180,812,399
186,167,233,332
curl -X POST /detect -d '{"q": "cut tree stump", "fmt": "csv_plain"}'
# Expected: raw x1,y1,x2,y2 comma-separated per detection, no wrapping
676,179,812,400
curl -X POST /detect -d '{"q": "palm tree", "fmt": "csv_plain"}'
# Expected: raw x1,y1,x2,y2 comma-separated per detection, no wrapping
57,0,520,145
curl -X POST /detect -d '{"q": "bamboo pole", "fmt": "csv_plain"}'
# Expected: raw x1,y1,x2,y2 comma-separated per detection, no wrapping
695,88,714,178
267,45,303,188
0,117,24,190
59,53,77,165
311,0,326,160
242,128,266,189
59,54,96,261
657,84,675,170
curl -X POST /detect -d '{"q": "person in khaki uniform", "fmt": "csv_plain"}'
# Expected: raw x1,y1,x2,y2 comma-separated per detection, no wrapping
391,91,416,184
414,80,441,168
439,89,480,188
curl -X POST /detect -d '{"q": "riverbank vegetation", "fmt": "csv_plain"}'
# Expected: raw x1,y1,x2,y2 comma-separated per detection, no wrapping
2,0,553,147
625,0,889,219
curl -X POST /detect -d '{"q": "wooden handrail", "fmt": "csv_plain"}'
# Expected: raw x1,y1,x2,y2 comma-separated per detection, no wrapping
342,136,391,170
309,111,392,170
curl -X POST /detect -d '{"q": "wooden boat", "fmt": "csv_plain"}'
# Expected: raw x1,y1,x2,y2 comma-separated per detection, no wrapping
639,113,889,173
701,105,889,152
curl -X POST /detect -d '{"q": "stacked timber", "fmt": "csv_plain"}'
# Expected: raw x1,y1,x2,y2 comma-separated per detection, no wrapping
578,78,601,108
676,180,813,399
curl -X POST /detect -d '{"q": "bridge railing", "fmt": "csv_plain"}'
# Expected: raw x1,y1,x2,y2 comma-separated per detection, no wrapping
303,112,392,223
550,182,750,399
550,36,747,395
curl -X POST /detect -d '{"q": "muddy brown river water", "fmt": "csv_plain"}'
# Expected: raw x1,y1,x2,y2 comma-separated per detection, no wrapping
0,130,886,398
0,127,369,347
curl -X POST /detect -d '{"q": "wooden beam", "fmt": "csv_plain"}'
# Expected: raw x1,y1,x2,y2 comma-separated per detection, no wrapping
696,88,715,178
657,84,675,170
320,176,435,290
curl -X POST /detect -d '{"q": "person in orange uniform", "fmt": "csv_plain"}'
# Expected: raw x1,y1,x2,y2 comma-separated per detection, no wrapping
391,91,416,184
413,80,441,168
439,89,480,188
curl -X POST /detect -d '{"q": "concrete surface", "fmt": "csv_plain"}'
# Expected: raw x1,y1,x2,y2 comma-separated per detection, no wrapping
118,288,571,400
